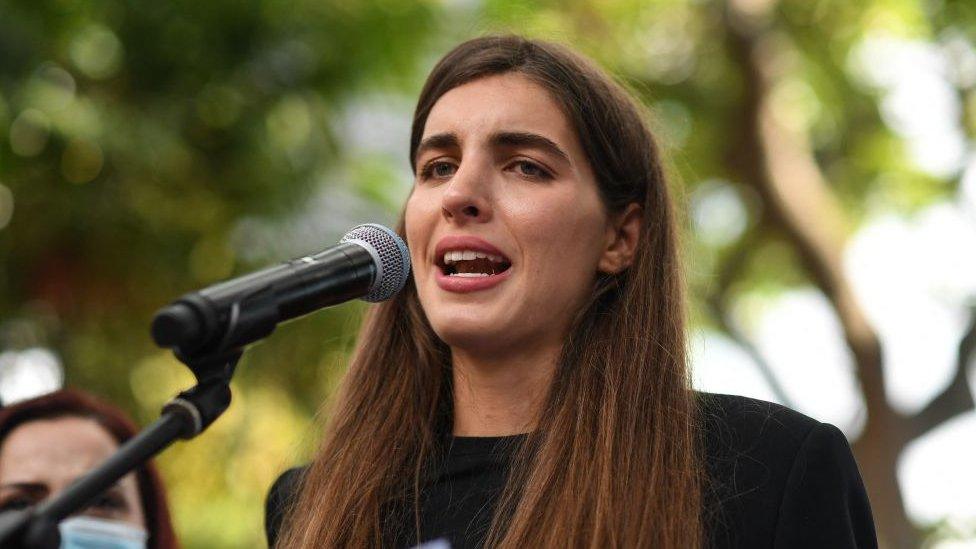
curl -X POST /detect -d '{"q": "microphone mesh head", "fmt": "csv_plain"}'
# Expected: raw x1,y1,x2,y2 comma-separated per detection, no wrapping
339,223,411,302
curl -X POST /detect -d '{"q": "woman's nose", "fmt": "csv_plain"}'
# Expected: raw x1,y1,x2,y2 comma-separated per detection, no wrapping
441,163,491,223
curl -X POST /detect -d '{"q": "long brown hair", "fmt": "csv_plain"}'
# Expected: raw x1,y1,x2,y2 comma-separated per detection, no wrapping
0,388,179,549
280,35,703,548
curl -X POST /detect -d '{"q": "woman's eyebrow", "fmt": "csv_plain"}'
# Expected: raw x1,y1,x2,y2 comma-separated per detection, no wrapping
490,131,571,164
0,482,47,496
415,132,460,160
416,131,572,165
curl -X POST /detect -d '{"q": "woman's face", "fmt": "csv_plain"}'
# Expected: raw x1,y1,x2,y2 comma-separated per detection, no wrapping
406,72,617,355
0,416,146,527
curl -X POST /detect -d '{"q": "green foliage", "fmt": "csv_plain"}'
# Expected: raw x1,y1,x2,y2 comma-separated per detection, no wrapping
0,0,433,545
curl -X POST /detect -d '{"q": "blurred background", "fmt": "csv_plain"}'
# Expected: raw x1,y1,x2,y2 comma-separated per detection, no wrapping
0,0,974,547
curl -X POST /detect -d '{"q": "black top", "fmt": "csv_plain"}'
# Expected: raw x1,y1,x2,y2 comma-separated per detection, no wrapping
265,392,878,548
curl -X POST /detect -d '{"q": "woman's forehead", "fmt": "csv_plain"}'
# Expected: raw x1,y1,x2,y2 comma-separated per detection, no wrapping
421,73,580,153
0,416,118,482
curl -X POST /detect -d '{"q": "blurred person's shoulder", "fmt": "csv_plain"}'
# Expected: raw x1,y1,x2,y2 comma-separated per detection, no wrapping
265,465,306,546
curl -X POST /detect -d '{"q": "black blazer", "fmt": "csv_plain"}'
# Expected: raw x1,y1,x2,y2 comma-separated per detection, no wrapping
265,392,878,548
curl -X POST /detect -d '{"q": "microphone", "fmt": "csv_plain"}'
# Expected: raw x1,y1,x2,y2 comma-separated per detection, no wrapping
151,223,410,355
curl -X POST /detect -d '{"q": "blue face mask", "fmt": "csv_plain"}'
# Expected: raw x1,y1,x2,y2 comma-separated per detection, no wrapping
58,516,147,549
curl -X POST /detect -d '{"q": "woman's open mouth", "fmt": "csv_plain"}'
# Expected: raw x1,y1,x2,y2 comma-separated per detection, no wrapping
433,237,513,293
439,250,512,277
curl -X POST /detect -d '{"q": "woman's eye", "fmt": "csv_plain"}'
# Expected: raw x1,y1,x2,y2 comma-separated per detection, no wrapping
511,160,551,180
0,495,37,512
420,161,457,179
433,163,456,177
89,492,127,513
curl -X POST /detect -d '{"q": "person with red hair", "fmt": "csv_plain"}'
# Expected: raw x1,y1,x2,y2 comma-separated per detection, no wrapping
0,388,178,548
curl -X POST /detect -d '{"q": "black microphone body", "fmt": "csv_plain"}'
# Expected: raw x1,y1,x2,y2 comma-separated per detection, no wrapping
152,242,375,355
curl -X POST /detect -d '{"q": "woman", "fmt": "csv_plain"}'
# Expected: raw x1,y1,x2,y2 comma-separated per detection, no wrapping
267,35,877,548
0,388,178,548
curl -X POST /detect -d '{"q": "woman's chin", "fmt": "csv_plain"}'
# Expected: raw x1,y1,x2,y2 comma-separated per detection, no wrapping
429,316,514,352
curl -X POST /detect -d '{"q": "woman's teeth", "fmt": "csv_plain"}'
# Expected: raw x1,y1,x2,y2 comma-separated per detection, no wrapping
441,250,511,277
443,250,505,263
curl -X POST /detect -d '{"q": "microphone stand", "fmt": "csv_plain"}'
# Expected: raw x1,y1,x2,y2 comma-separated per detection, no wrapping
0,347,243,548
0,223,405,547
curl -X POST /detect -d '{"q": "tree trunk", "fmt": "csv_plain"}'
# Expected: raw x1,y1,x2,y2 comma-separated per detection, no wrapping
854,425,916,549
719,3,920,546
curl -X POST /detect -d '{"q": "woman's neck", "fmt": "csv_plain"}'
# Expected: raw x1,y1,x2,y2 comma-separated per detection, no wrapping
450,342,559,437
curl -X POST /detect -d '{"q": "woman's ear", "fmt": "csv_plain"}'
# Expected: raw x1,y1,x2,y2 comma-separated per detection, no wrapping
598,203,642,274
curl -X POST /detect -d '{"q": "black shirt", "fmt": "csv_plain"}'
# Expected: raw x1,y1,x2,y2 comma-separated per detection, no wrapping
265,392,878,548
